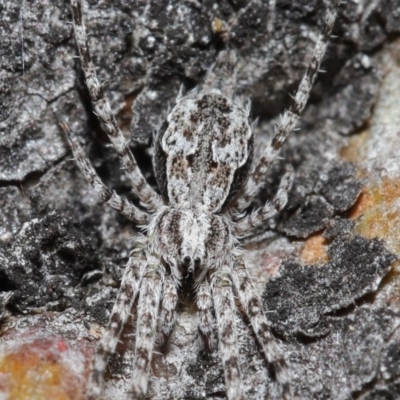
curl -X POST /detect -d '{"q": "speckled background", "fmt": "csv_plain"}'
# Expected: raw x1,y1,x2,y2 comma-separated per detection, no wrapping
1,1,400,399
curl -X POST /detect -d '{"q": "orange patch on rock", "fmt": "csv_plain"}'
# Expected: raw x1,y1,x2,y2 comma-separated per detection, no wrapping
340,130,370,162
300,233,329,265
0,339,86,400
349,177,400,254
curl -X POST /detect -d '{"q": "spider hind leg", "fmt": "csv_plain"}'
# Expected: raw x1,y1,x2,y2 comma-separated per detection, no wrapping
128,259,164,398
158,275,179,351
197,279,215,353
211,266,244,400
85,247,146,400
232,258,291,399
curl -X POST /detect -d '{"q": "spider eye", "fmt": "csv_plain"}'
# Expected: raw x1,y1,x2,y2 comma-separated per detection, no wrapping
194,257,201,267
183,256,191,266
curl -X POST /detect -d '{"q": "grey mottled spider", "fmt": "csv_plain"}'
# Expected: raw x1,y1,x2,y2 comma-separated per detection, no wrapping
64,0,340,399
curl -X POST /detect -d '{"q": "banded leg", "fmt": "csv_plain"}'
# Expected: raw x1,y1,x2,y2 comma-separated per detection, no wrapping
128,259,164,398
159,275,178,348
86,248,146,400
267,0,276,33
211,267,243,400
228,0,340,215
64,123,149,225
231,258,291,399
203,50,237,99
233,168,293,238
69,0,162,211
196,280,215,352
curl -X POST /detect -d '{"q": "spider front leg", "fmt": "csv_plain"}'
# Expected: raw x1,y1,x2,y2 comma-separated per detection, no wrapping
64,124,149,225
233,167,294,238
228,0,340,216
86,245,146,400
69,0,162,212
210,266,243,400
231,258,291,400
128,258,164,398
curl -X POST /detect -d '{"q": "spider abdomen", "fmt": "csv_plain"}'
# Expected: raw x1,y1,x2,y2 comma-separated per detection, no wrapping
156,89,254,212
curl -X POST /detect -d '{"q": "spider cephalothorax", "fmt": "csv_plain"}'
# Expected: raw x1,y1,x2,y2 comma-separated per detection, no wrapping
149,206,235,283
65,0,340,399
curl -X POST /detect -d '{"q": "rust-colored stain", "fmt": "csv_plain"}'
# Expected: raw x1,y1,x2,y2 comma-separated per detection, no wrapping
118,93,135,131
212,17,224,34
350,177,400,255
300,233,329,265
0,339,86,400
348,176,400,303
340,129,369,163
301,177,400,269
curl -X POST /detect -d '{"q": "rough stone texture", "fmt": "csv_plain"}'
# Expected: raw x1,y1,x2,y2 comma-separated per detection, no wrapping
0,214,99,312
290,307,400,399
1,1,400,399
279,158,362,238
263,235,396,337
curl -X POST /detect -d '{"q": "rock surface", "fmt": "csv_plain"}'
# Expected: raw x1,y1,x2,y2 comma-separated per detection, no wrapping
1,1,400,399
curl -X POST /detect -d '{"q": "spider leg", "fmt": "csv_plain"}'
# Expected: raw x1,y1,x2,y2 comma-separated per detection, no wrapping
267,0,276,33
159,274,178,349
231,257,291,399
220,1,276,43
196,279,215,352
203,50,237,99
228,0,340,216
69,0,162,212
85,246,146,400
128,258,164,398
233,167,294,238
210,266,243,400
64,123,149,225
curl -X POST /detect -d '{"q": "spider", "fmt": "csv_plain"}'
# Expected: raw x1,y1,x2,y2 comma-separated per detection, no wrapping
64,0,340,399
